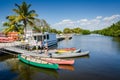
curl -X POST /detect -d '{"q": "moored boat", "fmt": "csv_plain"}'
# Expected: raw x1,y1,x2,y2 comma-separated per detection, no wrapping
50,51,89,58
18,54,59,69
40,57,74,65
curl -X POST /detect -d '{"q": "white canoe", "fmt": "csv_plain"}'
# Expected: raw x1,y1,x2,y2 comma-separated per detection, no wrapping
49,51,89,58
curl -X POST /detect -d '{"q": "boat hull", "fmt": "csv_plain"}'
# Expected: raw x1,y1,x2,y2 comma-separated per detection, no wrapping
18,54,59,69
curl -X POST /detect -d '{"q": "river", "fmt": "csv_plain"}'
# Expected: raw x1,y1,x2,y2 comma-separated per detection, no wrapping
0,34,120,80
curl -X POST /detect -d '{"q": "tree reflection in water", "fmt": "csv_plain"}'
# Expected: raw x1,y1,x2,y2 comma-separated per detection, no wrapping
5,57,59,80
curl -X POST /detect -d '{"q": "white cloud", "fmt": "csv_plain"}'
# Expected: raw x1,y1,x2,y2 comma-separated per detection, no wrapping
103,15,120,21
96,16,102,19
52,14,120,31
79,19,88,22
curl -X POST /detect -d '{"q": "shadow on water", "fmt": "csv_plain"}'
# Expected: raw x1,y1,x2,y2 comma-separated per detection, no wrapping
0,53,14,61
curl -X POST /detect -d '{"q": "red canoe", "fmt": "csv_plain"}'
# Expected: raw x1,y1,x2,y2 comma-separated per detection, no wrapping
0,37,14,43
40,58,75,65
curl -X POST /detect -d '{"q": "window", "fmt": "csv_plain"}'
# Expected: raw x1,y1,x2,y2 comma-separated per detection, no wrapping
47,34,49,40
34,36,37,40
44,35,46,39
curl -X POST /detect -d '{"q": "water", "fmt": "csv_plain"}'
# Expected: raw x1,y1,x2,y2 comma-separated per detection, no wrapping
0,34,120,80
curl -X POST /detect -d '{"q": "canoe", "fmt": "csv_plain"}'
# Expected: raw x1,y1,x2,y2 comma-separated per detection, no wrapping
56,48,76,53
18,54,59,69
40,57,74,65
50,51,89,58
0,37,14,43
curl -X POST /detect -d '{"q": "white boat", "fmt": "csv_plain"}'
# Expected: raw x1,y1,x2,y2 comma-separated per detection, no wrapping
48,51,89,58
26,32,57,47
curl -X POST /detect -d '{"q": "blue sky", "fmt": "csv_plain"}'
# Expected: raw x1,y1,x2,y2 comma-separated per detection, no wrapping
0,0,120,31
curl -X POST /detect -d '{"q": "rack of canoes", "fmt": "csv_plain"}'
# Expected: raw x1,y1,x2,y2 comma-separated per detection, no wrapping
18,49,89,69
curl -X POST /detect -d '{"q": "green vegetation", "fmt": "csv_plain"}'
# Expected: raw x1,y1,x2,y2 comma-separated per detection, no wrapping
63,27,90,35
3,15,24,34
93,21,120,37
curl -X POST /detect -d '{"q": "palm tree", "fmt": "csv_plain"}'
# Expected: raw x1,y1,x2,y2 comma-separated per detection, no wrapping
3,15,23,34
12,2,38,38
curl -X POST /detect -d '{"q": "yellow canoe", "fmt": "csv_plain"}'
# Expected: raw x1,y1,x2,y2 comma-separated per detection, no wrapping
56,48,76,53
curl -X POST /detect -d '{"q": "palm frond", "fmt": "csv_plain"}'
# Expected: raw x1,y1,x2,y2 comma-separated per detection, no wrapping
27,20,34,26
13,9,20,14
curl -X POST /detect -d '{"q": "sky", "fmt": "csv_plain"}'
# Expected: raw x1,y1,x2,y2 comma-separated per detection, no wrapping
0,0,120,31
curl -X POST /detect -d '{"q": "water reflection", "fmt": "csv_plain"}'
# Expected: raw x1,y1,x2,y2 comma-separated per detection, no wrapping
112,37,120,54
5,57,59,80
113,37,120,42
59,64,74,71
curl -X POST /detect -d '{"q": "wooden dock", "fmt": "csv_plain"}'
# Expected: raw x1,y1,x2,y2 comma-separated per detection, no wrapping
1,46,51,57
0,34,73,56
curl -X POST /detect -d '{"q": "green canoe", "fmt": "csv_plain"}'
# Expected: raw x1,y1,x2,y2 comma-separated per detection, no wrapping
18,54,59,70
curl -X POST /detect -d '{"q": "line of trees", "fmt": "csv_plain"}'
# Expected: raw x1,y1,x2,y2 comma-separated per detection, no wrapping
63,27,91,35
92,21,120,37
44,27,91,35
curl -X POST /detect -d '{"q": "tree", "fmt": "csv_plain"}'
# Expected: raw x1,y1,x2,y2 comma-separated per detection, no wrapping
63,28,72,34
33,19,50,33
12,2,38,38
82,30,90,35
72,27,82,34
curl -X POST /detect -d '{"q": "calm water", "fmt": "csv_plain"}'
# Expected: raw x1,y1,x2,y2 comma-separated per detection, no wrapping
0,34,120,80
